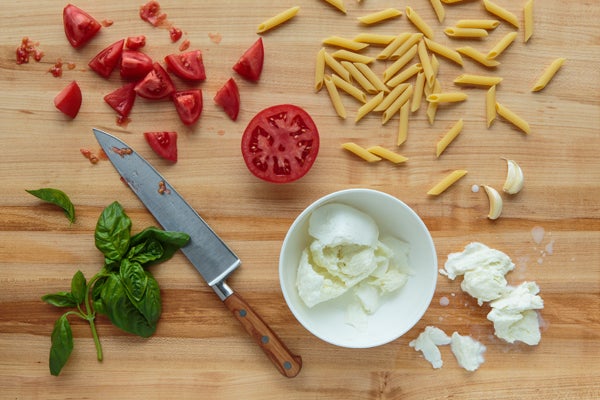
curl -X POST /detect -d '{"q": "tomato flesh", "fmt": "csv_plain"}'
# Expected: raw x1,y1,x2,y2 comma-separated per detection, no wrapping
134,62,176,100
241,104,319,183
233,37,264,82
144,131,177,162
63,4,101,48
54,81,82,119
214,78,240,121
164,50,206,81
125,35,146,50
104,83,136,117
172,90,202,126
120,50,153,80
88,39,124,78
140,1,167,27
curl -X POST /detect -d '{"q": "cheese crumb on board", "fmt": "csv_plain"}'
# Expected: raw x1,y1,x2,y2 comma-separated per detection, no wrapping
450,332,487,371
409,326,451,369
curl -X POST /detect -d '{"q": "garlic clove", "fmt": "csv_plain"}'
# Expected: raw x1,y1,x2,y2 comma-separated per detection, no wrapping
503,159,524,194
483,185,503,220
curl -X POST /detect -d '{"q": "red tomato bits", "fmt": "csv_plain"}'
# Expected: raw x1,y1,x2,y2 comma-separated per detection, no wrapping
241,104,319,183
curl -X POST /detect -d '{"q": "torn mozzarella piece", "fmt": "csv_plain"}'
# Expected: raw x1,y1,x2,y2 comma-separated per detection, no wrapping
441,242,515,281
450,332,486,371
308,203,379,247
409,326,451,369
461,268,510,305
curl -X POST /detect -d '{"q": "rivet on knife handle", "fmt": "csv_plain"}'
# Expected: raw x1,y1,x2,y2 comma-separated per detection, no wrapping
223,292,302,378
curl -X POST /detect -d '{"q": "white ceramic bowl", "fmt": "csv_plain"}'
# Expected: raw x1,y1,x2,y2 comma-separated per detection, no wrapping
279,189,437,348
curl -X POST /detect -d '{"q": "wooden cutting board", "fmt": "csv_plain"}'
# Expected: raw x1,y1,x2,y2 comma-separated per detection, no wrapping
1,0,598,398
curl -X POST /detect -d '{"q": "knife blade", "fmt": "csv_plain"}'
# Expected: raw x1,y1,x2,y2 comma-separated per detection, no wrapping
93,128,301,378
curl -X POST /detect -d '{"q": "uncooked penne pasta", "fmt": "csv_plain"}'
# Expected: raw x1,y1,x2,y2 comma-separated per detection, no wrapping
444,27,489,38
341,61,378,94
331,74,367,103
426,80,442,124
486,85,497,127
457,46,501,68
332,49,375,64
483,0,519,28
374,83,410,112
382,44,418,81
377,33,411,60
441,0,470,3
436,119,463,157
354,63,389,92
324,51,351,81
257,6,300,33
323,75,347,119
405,7,434,39
386,63,422,87
398,101,410,145
315,48,326,91
531,57,565,92
424,38,463,66
322,36,369,51
367,146,408,163
496,102,530,134
382,85,413,125
390,33,423,60
486,31,518,59
455,19,500,29
342,142,381,162
322,0,346,13
429,0,445,23
411,71,426,112
358,8,402,25
356,91,384,122
428,54,440,89
427,92,468,103
427,170,468,195
454,73,503,86
524,0,534,42
353,33,396,45
418,40,435,85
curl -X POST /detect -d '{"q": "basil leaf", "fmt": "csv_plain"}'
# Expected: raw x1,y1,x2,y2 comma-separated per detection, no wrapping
131,271,162,326
26,188,76,223
91,276,108,315
127,240,164,265
49,314,74,376
120,260,147,302
95,202,132,264
42,292,77,308
70,270,86,305
129,227,190,266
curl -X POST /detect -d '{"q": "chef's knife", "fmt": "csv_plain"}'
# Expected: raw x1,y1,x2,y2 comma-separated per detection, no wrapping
93,128,301,378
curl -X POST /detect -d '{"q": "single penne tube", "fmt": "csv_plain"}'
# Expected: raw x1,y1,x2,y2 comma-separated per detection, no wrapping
353,33,397,45
454,73,503,87
436,119,464,157
323,75,347,119
406,6,434,39
441,0,470,3
341,61,378,94
428,54,440,90
257,6,300,33
457,46,501,68
382,85,413,124
322,36,369,51
331,74,367,103
358,8,403,24
374,83,410,112
424,38,463,66
356,91,384,122
377,33,411,60
444,27,489,38
386,63,423,87
486,31,518,59
315,48,326,91
411,71,426,112
417,40,435,86
342,142,382,162
483,0,519,28
531,57,566,91
354,62,389,92
427,170,468,195
486,85,497,127
324,51,351,81
332,49,375,64
496,102,531,134
430,0,445,22
390,33,423,60
367,146,408,163
524,0,534,42
426,80,442,124
398,101,410,145
382,44,418,81
322,0,346,13
455,19,500,29
427,92,468,103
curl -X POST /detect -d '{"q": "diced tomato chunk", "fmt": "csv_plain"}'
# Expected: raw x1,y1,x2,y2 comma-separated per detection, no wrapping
63,4,101,48
104,83,136,117
54,81,82,119
144,131,178,162
134,62,176,100
214,78,240,121
120,50,153,80
233,38,264,82
164,50,206,81
88,39,124,78
172,89,202,126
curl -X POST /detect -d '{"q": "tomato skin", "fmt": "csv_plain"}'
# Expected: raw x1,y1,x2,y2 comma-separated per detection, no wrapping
103,83,136,117
241,104,320,184
120,50,153,80
135,63,176,100
54,81,82,119
144,131,178,162
164,50,206,81
214,78,240,121
88,39,124,78
63,4,101,48
125,35,146,50
233,37,264,82
172,90,202,126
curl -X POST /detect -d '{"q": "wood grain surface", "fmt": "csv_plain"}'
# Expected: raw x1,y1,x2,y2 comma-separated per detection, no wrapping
1,0,599,399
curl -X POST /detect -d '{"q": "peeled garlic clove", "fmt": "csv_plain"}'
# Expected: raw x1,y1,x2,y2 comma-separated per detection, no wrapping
483,185,503,220
503,159,524,194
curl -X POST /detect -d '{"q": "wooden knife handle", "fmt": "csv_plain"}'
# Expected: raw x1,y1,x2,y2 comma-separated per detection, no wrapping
223,292,302,378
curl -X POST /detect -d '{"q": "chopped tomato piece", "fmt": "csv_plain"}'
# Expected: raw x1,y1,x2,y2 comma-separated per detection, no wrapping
172,89,202,126
120,50,153,80
125,35,146,50
63,4,101,48
134,62,176,100
214,78,240,121
169,27,183,42
140,1,167,27
144,131,177,162
241,104,320,183
104,83,136,117
164,50,206,81
88,39,124,78
54,81,82,119
233,37,264,82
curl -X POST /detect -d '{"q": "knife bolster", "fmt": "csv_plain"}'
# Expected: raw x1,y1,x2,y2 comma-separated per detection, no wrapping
212,280,234,301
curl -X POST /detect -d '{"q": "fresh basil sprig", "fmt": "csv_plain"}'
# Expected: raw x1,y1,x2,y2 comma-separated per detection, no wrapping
26,188,76,223
42,201,190,376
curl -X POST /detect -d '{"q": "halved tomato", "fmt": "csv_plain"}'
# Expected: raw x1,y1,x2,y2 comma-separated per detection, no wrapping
120,50,153,80
172,90,202,126
88,39,124,78
63,4,101,48
104,83,136,117
125,35,146,50
214,78,240,121
233,37,264,82
241,104,319,183
54,81,82,119
164,50,206,81
144,131,177,162
134,62,176,100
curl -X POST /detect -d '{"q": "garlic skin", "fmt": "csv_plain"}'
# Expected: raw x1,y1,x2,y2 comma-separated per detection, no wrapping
503,159,524,194
483,185,503,220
